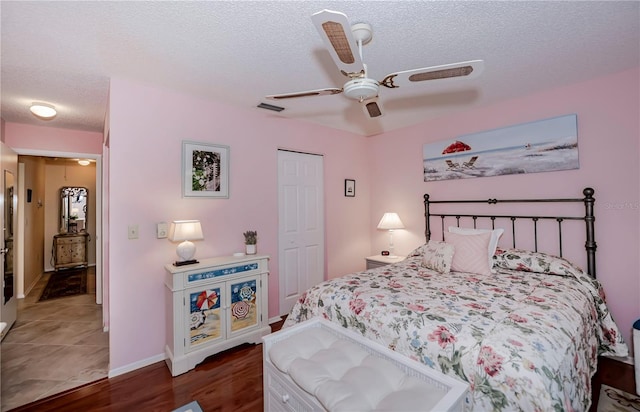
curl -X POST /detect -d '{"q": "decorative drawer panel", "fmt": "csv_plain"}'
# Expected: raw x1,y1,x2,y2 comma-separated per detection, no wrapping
187,262,259,283
165,256,268,290
56,237,85,245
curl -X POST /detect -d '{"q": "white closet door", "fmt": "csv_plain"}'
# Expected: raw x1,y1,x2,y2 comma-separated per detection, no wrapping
277,150,324,316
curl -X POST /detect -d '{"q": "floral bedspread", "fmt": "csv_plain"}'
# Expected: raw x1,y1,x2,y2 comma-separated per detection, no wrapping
284,251,628,411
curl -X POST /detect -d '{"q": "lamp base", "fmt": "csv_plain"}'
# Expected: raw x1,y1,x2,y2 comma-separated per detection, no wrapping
173,259,199,267
175,240,197,263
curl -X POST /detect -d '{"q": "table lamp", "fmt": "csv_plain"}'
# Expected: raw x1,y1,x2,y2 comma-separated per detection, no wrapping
377,212,405,258
168,220,204,266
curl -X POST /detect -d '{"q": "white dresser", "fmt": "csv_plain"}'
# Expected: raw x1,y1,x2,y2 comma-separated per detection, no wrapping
164,255,270,376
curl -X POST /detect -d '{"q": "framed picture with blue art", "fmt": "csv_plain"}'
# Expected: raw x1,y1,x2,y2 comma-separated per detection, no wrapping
182,141,229,198
423,114,579,182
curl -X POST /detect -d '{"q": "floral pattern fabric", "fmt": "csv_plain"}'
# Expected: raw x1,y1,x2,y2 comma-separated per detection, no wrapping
284,251,628,412
493,247,585,277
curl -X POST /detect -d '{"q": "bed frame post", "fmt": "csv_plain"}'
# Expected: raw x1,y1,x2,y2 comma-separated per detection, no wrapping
583,187,596,277
424,194,431,241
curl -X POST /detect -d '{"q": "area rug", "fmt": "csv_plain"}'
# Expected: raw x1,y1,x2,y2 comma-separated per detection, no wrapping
39,268,87,301
172,401,203,412
598,384,640,411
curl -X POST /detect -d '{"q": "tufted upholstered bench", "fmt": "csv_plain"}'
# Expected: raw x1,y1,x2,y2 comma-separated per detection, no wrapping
262,317,468,412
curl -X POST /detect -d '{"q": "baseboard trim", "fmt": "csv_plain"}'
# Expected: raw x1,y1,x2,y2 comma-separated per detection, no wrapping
269,316,283,325
108,353,165,378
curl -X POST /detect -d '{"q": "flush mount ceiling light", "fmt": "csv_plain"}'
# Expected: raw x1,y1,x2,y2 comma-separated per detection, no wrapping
78,159,91,166
29,102,57,119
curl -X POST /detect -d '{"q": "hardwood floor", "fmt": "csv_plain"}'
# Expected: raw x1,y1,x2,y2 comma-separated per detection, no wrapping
7,319,285,412
7,317,636,412
590,356,637,412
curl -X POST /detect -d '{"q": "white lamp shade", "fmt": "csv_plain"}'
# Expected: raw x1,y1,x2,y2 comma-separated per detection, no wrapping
168,220,204,242
377,213,405,230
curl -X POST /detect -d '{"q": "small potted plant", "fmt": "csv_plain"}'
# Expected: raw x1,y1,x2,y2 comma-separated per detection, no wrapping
243,230,257,255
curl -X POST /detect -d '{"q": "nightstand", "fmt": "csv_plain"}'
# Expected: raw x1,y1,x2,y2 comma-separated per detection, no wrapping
365,255,406,270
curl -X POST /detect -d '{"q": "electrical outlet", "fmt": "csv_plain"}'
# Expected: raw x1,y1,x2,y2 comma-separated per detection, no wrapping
157,222,168,239
128,224,139,239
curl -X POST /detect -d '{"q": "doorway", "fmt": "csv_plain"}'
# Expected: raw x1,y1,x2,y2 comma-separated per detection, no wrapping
14,152,102,308
0,151,107,410
277,150,325,315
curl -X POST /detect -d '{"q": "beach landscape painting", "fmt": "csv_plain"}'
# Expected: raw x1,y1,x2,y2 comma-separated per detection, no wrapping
423,114,579,182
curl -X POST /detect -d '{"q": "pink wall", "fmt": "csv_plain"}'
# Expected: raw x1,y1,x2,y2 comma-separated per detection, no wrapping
107,77,371,371
4,123,103,154
3,67,636,374
367,67,640,347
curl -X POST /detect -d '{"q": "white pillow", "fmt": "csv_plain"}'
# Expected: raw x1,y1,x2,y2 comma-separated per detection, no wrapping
448,226,504,272
443,231,492,276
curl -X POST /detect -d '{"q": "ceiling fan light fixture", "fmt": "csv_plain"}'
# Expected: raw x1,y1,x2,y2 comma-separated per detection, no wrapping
29,102,57,119
343,78,379,101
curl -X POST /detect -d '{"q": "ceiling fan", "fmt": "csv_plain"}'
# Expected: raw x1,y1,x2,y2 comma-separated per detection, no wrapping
265,9,484,119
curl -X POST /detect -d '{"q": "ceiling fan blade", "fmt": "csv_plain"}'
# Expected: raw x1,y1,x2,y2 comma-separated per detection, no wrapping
362,97,383,119
380,60,484,89
266,88,343,100
311,9,365,77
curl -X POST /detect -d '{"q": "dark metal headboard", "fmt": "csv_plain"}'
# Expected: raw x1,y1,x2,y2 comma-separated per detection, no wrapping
424,188,596,277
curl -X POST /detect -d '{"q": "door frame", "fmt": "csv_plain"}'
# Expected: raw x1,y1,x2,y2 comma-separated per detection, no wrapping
13,149,103,309
1,142,18,338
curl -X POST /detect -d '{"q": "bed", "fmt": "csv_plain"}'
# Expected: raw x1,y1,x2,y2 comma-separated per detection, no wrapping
284,188,628,411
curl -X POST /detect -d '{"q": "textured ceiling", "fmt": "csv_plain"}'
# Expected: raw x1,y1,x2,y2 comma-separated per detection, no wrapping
1,1,638,137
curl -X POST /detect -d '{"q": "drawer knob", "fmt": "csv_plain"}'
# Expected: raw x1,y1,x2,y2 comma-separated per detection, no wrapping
281,394,289,403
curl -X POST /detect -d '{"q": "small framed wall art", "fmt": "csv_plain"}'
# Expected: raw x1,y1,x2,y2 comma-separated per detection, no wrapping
344,179,355,197
182,141,229,198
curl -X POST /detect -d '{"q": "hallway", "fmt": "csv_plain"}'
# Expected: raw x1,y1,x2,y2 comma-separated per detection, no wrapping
1,268,108,411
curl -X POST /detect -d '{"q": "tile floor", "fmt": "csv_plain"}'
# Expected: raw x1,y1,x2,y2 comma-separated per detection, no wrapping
1,268,108,411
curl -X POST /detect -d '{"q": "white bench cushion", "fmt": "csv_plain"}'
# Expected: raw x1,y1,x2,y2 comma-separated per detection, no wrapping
269,327,447,411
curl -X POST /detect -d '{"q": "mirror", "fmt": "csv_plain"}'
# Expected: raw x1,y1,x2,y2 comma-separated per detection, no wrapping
4,171,15,304
60,187,88,233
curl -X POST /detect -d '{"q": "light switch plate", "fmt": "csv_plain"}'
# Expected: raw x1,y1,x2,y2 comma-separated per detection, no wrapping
128,224,139,239
157,222,168,239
